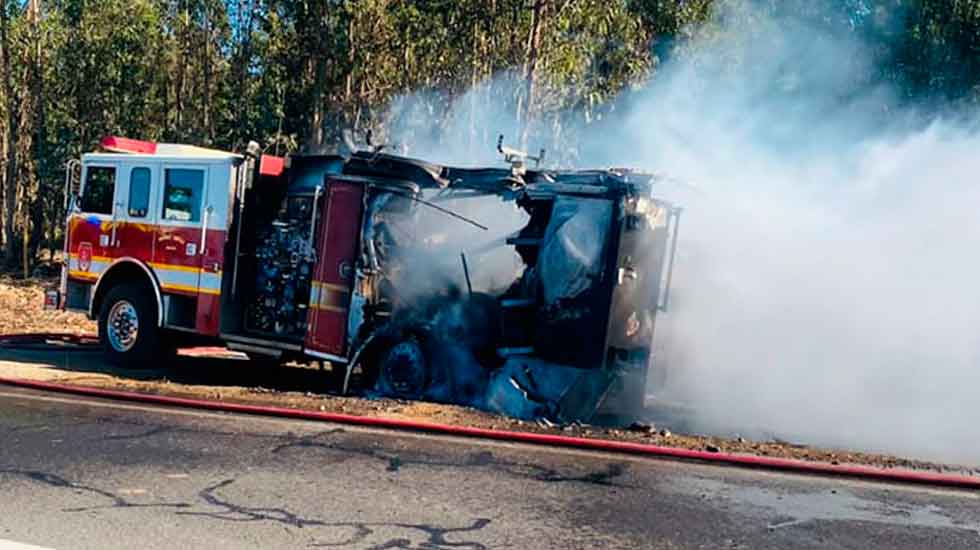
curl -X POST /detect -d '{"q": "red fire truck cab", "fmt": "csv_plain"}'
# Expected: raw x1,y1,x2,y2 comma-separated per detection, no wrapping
54,136,680,423
56,137,349,365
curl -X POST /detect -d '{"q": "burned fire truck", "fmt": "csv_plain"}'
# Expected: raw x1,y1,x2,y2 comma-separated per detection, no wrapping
49,135,681,423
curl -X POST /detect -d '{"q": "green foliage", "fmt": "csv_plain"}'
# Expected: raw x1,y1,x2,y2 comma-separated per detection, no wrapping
1,0,980,271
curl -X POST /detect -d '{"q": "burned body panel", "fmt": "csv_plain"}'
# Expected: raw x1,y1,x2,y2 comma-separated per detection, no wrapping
230,141,678,425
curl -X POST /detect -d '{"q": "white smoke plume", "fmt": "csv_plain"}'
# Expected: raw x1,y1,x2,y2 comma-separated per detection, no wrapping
385,1,980,465
590,2,980,466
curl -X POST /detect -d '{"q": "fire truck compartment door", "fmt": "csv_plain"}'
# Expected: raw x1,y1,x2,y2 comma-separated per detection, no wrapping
306,180,365,359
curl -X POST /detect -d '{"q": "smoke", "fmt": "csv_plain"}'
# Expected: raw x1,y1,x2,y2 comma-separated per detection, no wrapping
384,1,980,465
585,2,980,465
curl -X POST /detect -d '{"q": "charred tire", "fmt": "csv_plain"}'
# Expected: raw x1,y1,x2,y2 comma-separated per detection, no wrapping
98,283,162,367
378,335,428,400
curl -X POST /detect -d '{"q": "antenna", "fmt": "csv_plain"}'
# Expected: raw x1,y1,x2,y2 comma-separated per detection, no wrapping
497,135,546,171
341,129,357,154
365,128,387,154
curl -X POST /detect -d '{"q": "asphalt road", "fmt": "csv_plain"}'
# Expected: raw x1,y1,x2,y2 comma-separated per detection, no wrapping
0,386,977,549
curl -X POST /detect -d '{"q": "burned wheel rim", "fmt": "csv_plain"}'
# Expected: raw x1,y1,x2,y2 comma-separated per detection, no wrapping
381,339,426,399
107,300,140,353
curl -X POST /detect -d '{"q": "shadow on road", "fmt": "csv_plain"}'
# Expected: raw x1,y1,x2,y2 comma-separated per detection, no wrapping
0,343,344,396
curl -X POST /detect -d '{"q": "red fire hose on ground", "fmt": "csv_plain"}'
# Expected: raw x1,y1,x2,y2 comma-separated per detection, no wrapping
2,332,979,491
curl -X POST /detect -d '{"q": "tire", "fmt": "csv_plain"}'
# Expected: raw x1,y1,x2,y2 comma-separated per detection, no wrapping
377,334,428,400
98,283,162,367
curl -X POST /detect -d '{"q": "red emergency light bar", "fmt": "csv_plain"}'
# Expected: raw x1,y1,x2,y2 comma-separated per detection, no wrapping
100,136,284,178
259,155,285,177
100,136,158,154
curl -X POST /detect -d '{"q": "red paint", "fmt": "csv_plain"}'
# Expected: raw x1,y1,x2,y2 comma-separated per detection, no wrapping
0,367,976,491
112,220,156,263
259,155,285,177
149,226,228,334
100,136,157,155
306,180,365,357
195,293,221,336
154,226,198,269
66,213,228,334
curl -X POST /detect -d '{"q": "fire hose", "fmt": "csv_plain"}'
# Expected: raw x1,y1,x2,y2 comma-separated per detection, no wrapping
1,332,978,491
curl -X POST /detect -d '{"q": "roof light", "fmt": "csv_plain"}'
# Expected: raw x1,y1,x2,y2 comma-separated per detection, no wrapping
259,155,285,177
100,136,158,154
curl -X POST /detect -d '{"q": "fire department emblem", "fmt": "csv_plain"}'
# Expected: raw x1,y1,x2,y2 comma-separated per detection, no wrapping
78,243,93,272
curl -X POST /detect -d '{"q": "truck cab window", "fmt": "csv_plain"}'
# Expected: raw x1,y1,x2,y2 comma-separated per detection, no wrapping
80,166,116,215
162,168,203,222
129,167,151,217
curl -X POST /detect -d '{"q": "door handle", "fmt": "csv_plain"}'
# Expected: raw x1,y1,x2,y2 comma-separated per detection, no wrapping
200,205,214,256
110,201,124,247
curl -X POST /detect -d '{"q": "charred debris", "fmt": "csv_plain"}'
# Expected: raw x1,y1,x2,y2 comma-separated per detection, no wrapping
238,137,681,426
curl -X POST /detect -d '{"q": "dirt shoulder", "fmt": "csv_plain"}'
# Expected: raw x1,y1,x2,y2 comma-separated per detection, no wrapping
1,276,975,477
0,275,97,335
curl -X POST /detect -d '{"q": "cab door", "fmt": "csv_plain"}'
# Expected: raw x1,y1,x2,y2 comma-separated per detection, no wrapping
69,162,119,282
305,180,365,360
153,165,209,298
113,162,159,261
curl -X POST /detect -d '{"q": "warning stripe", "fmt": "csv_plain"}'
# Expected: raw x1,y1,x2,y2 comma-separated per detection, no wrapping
309,281,351,313
67,270,98,281
148,262,201,274
66,254,222,296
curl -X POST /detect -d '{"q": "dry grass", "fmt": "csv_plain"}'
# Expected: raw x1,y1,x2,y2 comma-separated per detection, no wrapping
0,275,96,335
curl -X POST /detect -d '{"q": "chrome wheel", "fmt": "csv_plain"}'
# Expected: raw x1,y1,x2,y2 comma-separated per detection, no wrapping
107,300,140,352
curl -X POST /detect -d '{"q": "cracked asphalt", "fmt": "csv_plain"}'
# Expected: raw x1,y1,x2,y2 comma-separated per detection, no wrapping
0,386,978,549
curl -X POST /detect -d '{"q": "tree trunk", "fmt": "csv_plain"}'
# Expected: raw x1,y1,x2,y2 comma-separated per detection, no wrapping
233,0,256,147
28,0,46,265
308,56,327,150
174,2,188,138
306,2,333,151
344,14,356,131
520,0,548,148
1,0,19,266
202,3,214,144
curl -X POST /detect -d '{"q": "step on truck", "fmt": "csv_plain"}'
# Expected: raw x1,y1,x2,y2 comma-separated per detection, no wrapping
48,136,681,424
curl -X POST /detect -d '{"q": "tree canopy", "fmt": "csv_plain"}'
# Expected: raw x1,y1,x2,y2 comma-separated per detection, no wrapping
1,0,978,271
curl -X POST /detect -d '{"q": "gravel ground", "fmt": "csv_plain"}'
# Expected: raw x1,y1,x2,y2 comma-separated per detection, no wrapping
2,275,975,477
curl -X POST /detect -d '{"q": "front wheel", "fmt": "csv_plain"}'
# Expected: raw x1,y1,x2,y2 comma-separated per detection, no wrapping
99,283,161,366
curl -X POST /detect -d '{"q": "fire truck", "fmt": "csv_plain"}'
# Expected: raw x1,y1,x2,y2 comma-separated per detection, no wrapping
49,135,681,422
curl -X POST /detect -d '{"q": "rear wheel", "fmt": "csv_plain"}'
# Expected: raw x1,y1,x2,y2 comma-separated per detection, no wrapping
98,283,161,367
378,335,428,400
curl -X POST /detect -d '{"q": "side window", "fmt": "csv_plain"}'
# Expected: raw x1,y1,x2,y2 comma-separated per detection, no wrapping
79,166,116,215
162,168,204,222
128,167,151,218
